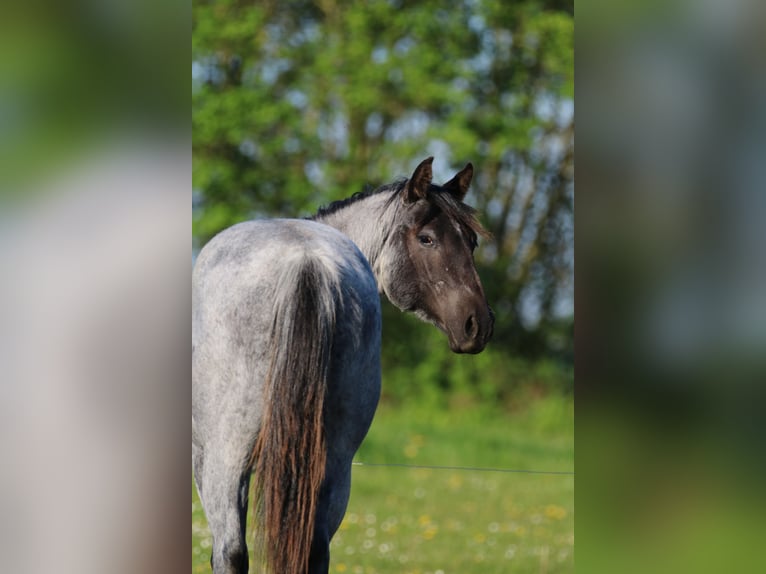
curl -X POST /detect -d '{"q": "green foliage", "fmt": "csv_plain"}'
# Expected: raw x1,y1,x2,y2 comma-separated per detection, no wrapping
379,299,572,409
193,0,574,390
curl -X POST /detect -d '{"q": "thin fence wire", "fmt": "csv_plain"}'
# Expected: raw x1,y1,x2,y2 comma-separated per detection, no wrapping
351,461,574,476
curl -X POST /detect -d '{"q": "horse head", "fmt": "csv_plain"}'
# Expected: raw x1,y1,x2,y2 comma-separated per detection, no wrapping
379,157,494,354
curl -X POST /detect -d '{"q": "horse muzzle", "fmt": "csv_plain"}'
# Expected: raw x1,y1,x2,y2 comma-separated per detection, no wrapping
447,305,494,354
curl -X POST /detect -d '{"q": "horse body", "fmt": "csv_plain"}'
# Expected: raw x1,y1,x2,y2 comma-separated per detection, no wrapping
193,220,381,574
193,157,493,573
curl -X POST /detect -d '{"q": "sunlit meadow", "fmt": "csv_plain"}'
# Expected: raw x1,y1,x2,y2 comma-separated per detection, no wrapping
192,397,574,573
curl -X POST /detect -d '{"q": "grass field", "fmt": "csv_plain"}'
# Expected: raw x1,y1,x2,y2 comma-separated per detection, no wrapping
192,395,574,573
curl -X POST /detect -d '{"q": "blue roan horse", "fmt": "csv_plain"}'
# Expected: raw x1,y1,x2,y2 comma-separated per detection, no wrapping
192,157,494,574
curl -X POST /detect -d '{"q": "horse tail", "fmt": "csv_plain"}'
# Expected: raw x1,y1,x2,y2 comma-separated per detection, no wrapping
252,253,335,574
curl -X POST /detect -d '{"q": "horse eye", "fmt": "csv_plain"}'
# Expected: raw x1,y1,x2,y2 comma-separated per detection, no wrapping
418,235,434,246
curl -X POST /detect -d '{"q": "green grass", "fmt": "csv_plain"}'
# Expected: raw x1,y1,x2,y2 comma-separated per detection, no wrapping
192,395,574,573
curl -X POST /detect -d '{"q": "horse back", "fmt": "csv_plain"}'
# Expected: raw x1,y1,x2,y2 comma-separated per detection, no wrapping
192,219,381,450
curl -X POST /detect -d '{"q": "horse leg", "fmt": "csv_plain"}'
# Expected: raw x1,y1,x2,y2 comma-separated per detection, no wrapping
308,519,330,574
308,461,353,574
307,482,332,574
192,442,205,505
201,452,251,574
325,463,353,539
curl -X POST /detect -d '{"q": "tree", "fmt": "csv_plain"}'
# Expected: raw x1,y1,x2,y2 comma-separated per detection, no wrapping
193,0,573,401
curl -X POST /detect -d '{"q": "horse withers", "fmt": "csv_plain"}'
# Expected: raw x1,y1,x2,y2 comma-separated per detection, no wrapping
192,157,493,574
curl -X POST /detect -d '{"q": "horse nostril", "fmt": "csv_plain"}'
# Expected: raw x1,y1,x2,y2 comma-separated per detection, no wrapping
464,314,478,339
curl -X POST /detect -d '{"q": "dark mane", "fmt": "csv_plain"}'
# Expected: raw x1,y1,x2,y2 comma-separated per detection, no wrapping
312,180,406,220
313,177,490,242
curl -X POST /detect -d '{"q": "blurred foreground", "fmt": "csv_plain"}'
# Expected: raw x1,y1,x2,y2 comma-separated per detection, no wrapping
0,144,190,574
0,2,189,573
578,0,766,571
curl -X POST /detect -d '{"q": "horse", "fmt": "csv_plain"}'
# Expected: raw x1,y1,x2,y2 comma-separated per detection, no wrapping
192,157,494,574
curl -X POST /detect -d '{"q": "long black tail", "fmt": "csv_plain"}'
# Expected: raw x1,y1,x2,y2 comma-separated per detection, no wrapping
251,255,335,574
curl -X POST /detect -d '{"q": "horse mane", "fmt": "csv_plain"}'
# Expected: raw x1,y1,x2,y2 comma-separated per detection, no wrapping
312,180,406,220
313,177,491,243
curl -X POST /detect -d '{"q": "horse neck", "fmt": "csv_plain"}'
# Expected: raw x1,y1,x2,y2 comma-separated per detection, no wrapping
314,192,397,288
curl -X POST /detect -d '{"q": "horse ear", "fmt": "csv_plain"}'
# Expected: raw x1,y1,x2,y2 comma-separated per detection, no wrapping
443,162,473,201
404,157,434,204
